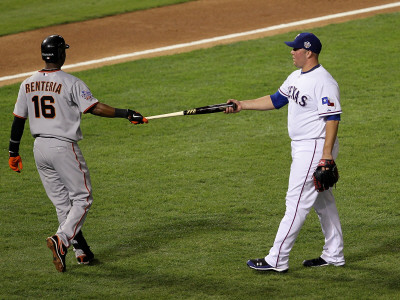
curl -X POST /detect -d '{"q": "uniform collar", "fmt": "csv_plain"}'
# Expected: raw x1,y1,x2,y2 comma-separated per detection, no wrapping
40,68,61,72
301,64,321,74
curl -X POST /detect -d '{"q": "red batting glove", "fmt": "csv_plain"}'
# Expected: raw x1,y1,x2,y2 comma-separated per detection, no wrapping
9,154,23,173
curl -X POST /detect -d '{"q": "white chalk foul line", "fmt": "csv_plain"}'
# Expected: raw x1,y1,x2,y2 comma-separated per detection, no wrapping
1,1,399,83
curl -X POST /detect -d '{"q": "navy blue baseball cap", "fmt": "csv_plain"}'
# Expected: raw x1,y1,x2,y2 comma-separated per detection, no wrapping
284,33,322,54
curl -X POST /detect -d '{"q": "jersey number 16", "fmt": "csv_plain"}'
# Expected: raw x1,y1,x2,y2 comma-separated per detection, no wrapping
32,95,56,118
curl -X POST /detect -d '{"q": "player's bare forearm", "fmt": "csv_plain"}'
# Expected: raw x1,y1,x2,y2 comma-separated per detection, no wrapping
242,95,275,110
90,102,118,118
226,95,275,113
322,120,339,159
89,103,134,118
89,102,147,124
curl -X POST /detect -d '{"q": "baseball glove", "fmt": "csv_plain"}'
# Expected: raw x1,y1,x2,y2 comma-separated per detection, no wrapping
313,159,339,192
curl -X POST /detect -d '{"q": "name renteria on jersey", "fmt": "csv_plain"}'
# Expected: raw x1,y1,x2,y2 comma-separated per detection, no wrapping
287,85,308,107
25,81,62,94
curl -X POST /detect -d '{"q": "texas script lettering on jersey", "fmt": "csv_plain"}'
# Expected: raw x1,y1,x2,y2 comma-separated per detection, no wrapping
287,85,307,107
25,81,62,94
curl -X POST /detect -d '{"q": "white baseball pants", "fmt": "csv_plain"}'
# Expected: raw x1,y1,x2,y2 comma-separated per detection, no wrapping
265,138,345,269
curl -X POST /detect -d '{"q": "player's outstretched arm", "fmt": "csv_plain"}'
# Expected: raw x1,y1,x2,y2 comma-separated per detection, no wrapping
225,96,276,114
89,102,148,124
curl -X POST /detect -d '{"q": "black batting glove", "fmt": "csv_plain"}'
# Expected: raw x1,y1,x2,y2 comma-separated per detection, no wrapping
127,109,148,124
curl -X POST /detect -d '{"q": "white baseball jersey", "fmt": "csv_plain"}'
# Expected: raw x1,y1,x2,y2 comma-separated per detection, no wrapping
264,64,345,269
13,69,99,142
278,64,341,141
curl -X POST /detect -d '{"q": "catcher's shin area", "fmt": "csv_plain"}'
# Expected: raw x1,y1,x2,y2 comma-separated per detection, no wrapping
146,102,236,120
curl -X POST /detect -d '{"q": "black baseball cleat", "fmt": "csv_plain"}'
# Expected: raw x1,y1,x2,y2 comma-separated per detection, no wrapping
73,246,94,264
247,258,288,273
302,257,329,267
46,235,67,272
72,230,94,265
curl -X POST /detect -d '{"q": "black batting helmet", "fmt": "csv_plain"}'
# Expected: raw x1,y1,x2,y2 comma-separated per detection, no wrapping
41,35,69,63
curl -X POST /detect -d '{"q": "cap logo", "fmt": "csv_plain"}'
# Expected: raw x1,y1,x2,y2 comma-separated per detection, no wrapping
304,41,311,49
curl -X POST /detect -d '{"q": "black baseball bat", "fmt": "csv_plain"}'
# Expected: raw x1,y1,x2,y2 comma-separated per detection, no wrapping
145,102,237,120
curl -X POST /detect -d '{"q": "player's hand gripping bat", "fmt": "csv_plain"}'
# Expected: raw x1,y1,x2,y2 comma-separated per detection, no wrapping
145,102,237,120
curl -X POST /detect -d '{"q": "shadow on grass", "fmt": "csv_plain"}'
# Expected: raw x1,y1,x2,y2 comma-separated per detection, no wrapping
99,215,235,257
69,215,283,298
67,218,400,298
294,236,400,293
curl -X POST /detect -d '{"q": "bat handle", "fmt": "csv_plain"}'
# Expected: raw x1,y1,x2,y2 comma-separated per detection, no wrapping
228,102,238,110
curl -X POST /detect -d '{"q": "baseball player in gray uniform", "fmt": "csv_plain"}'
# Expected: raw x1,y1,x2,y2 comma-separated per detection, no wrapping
8,34,148,272
225,33,344,272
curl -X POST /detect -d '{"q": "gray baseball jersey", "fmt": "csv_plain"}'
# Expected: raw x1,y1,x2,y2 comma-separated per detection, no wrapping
13,69,98,247
13,69,99,141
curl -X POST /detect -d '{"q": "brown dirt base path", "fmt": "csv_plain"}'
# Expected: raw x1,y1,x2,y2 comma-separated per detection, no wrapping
0,0,398,86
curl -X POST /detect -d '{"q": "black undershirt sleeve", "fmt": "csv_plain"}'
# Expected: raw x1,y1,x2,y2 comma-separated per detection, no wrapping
9,116,26,153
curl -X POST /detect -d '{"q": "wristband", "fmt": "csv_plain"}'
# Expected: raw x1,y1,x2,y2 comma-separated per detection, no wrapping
9,140,20,153
9,151,19,157
115,108,129,118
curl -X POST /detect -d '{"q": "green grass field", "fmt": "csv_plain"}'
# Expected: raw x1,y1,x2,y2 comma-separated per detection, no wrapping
1,11,399,300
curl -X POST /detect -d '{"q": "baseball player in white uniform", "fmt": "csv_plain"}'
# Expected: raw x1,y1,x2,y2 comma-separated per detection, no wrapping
8,35,148,272
225,32,345,272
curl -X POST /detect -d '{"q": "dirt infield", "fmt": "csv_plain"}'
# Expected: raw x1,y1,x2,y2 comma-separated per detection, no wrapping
0,0,398,86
